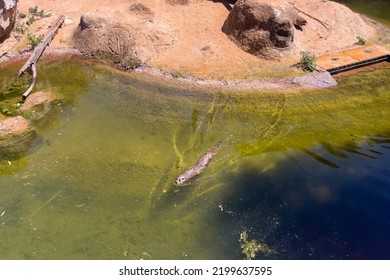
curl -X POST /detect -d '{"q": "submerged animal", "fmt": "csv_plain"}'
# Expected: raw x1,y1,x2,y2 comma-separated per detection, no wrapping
175,142,222,185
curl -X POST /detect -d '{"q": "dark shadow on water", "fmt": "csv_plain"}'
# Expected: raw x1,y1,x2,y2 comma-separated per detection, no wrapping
0,131,40,161
320,142,349,159
302,148,340,169
208,136,390,259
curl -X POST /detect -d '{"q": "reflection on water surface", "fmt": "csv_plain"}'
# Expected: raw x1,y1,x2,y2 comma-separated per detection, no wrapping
0,59,389,259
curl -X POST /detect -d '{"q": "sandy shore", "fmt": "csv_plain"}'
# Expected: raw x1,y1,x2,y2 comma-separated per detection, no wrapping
1,0,389,91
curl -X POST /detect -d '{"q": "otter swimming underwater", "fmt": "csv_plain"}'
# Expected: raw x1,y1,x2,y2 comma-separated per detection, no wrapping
175,142,222,185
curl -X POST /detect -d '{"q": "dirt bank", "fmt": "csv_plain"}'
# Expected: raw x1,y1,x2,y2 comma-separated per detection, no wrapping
1,0,389,84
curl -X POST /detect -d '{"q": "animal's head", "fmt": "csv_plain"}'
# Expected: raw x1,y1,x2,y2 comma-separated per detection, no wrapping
175,176,186,185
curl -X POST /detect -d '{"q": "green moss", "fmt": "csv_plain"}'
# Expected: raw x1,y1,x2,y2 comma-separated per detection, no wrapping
298,51,316,72
92,50,141,70
171,70,185,79
27,33,44,48
356,36,367,45
0,76,30,99
0,104,17,117
240,231,274,260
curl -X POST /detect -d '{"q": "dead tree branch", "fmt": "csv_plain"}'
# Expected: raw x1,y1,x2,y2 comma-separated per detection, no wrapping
18,15,65,99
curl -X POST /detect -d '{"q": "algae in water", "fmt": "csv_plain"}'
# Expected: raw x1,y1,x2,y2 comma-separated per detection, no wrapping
240,230,274,260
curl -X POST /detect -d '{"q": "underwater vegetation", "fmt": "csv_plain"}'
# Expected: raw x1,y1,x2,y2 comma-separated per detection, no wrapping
0,58,389,259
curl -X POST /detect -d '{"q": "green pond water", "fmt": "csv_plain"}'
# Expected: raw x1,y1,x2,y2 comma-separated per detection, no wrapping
0,58,389,259
335,0,390,25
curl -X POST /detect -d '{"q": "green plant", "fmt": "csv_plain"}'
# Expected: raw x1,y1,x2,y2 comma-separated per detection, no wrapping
240,231,273,260
38,9,51,18
25,6,51,26
14,22,27,35
28,6,38,15
27,33,44,48
0,104,18,117
1,108,13,116
298,51,317,72
28,6,51,18
171,70,184,79
0,76,30,99
18,12,27,19
13,6,51,40
356,36,366,45
26,16,35,26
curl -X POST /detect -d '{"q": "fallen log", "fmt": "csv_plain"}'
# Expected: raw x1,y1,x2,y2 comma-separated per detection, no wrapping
18,15,65,99
21,63,37,99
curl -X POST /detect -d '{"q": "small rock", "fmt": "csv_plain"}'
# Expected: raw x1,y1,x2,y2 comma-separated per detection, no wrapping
0,116,31,139
0,116,36,157
292,72,337,88
64,17,74,26
20,90,59,119
201,45,211,52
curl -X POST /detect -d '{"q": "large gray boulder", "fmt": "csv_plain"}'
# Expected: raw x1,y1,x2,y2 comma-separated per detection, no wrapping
223,0,306,59
0,0,18,43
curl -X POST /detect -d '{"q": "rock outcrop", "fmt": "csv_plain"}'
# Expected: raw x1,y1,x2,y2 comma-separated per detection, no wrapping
73,13,140,69
223,0,372,60
223,0,307,59
0,0,18,43
72,3,177,69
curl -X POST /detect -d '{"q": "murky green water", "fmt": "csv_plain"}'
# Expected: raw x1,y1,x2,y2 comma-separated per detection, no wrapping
0,58,389,259
335,0,390,25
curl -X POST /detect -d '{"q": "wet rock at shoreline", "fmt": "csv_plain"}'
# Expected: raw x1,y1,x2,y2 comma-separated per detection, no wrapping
0,115,36,158
0,0,18,43
20,90,59,119
292,72,337,88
